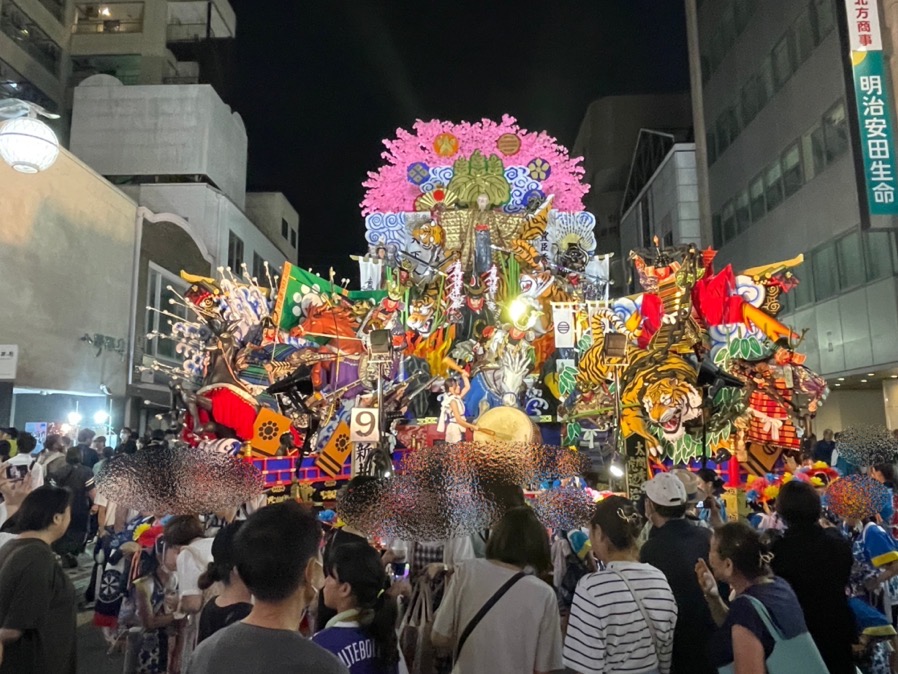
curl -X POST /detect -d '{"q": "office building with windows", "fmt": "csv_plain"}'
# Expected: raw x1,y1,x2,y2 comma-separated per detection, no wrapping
619,133,700,293
573,94,693,284
1,2,301,432
693,0,898,429
0,0,69,113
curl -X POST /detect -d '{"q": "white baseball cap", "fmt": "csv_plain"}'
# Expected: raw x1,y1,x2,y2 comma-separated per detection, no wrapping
644,471,688,507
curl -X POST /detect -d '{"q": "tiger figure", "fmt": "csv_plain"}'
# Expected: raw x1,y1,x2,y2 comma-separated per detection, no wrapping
407,296,438,337
641,378,702,444
519,268,572,335
576,331,700,455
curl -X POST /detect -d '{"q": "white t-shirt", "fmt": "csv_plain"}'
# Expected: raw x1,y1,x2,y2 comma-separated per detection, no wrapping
94,493,126,528
432,558,563,674
176,536,215,598
563,561,677,674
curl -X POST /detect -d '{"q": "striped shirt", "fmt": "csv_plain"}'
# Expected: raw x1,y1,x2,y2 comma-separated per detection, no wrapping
563,561,677,674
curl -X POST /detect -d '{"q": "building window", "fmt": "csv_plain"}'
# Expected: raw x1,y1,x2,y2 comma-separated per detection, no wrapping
252,252,266,283
794,9,815,66
759,56,775,107
145,265,188,361
0,58,56,111
812,242,839,301
837,232,865,290
36,0,64,22
71,54,142,86
781,143,803,197
0,2,62,76
290,228,297,248
749,174,766,222
706,131,717,164
734,0,753,33
791,267,815,307
722,201,736,242
772,33,795,90
712,214,723,248
228,231,244,270
716,116,730,156
865,230,898,281
802,122,826,182
823,100,848,164
281,218,289,239
640,199,651,247
811,0,835,41
735,190,751,233
764,162,784,211
741,77,759,127
74,3,144,34
715,105,741,157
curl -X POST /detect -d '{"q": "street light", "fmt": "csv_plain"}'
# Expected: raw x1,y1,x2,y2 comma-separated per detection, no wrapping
93,410,109,425
67,411,83,425
0,98,60,173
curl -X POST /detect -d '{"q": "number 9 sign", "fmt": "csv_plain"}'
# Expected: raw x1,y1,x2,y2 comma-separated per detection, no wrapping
350,408,380,443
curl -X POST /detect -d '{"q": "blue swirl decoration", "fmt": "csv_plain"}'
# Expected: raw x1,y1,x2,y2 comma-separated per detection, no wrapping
504,166,541,213
419,165,455,194
365,212,409,249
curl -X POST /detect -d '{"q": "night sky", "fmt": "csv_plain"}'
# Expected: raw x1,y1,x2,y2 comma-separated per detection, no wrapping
228,1,689,279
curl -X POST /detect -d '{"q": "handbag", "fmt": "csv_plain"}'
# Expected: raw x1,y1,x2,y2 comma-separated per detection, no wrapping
399,577,436,674
454,571,525,661
605,568,663,673
717,595,828,674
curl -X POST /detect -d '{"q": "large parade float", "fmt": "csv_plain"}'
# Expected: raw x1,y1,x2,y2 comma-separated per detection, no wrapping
104,116,829,532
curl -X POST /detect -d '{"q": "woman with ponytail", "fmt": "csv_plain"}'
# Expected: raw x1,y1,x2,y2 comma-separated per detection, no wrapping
563,495,677,674
196,522,252,644
312,542,400,673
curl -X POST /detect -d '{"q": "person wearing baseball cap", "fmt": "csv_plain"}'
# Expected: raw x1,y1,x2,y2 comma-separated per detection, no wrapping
640,471,717,674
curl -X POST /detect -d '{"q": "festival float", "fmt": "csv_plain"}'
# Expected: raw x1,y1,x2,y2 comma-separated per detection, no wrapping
128,115,829,525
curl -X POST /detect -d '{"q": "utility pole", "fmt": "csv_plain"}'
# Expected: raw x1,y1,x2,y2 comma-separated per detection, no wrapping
685,0,714,248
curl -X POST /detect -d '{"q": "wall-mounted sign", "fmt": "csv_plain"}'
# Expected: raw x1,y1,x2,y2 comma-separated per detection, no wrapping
0,345,18,380
845,0,898,215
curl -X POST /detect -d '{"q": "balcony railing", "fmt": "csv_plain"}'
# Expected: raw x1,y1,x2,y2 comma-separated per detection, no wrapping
73,20,143,34
166,23,211,42
162,75,199,84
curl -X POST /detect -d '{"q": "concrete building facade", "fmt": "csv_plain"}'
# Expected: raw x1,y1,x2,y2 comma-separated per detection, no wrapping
619,141,701,291
692,0,898,429
572,94,694,270
0,0,300,433
0,0,71,112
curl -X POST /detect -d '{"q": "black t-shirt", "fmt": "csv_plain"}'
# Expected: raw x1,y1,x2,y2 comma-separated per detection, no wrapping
49,464,95,529
197,597,253,644
708,576,809,669
640,518,717,674
0,538,76,674
770,524,856,674
76,443,100,469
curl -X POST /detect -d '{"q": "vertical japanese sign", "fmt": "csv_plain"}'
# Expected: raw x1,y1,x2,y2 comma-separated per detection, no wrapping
846,0,898,214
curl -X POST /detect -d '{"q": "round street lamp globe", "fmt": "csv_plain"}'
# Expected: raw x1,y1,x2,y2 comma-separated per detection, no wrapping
0,117,59,173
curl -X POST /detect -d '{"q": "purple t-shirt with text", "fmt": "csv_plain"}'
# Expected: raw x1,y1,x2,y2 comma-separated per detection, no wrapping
312,625,398,674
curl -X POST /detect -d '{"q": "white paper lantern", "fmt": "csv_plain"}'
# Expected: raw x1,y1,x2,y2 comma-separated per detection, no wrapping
0,116,59,173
